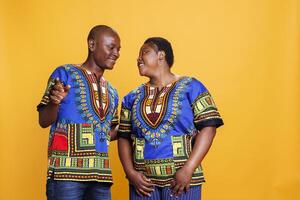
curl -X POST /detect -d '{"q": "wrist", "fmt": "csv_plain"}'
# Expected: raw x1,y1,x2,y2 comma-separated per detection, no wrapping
125,168,137,178
182,163,196,175
49,101,60,107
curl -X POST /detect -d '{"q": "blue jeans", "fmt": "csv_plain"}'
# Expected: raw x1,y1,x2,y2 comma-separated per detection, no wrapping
46,179,111,200
129,185,201,200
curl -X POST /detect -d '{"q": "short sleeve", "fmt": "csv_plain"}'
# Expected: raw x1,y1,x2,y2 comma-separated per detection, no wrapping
117,93,134,139
37,66,69,111
189,78,224,130
111,91,119,127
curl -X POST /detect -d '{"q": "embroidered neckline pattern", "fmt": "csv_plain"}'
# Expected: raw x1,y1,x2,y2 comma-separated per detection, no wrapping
132,77,192,147
80,69,110,121
66,65,116,136
141,83,176,128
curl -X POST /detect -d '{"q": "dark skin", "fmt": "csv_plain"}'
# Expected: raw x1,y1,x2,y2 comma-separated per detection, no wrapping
170,127,216,196
118,43,217,197
39,29,121,140
118,138,155,197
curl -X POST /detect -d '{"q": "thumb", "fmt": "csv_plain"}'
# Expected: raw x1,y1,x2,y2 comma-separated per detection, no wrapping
141,174,151,182
170,179,176,188
64,84,71,93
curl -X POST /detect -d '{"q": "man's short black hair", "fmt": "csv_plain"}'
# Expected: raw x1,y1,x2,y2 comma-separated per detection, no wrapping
144,37,174,67
87,25,117,41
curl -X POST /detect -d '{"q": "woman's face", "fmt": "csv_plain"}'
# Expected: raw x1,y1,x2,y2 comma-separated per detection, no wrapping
137,43,160,77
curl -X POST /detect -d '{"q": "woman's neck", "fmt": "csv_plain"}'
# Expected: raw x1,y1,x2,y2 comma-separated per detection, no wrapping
148,69,180,89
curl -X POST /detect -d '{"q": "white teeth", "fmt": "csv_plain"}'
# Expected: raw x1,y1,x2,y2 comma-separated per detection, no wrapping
138,63,144,67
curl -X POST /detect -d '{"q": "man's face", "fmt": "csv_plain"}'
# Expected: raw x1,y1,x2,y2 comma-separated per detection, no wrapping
90,32,121,70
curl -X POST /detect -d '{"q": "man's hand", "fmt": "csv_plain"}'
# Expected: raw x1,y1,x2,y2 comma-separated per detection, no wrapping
49,78,71,105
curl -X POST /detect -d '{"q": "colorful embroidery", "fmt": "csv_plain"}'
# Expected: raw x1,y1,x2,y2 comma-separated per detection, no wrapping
192,92,222,125
66,65,117,138
133,137,146,171
132,78,192,147
38,78,56,108
141,83,175,128
131,135,204,187
38,64,118,183
81,69,110,121
118,77,223,187
119,107,131,134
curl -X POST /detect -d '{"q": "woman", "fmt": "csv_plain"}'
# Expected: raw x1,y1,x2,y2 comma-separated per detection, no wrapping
118,37,223,200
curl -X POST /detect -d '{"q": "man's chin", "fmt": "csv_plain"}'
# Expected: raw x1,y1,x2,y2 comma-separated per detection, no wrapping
102,63,115,70
105,61,116,70
105,65,114,70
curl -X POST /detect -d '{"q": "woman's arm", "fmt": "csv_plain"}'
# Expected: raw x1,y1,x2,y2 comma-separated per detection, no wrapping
171,126,216,196
118,137,154,197
109,125,118,141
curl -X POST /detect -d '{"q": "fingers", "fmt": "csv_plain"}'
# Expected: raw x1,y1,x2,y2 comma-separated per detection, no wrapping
171,180,190,197
141,174,152,182
141,185,154,193
141,174,155,188
53,78,64,92
50,78,71,105
185,184,190,192
170,179,176,188
49,95,61,105
50,90,64,100
136,187,152,197
129,172,154,197
177,185,185,196
172,183,180,196
135,189,143,197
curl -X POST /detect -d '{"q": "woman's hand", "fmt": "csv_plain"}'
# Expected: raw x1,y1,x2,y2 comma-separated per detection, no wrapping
170,166,193,197
127,170,155,197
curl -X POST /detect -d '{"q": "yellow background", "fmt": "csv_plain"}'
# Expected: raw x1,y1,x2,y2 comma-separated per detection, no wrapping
0,0,299,199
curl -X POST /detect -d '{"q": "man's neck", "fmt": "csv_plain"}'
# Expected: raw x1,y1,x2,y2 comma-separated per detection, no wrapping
82,58,104,80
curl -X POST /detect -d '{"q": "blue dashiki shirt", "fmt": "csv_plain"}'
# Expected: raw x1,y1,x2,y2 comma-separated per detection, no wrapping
37,64,118,183
118,77,223,187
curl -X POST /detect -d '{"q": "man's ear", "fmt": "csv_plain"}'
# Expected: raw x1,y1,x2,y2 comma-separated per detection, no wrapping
88,39,95,51
158,51,165,60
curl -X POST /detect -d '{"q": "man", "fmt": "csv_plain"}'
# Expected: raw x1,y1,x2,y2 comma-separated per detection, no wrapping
37,25,121,200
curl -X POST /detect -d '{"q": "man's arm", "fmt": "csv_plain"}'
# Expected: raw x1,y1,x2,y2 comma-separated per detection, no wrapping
38,78,70,128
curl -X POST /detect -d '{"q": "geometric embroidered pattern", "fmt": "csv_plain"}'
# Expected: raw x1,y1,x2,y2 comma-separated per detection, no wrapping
192,92,222,125
132,77,192,147
38,78,56,109
39,64,119,183
132,134,205,187
69,123,96,157
141,83,175,128
81,69,110,121
67,65,117,136
133,137,146,172
119,107,131,134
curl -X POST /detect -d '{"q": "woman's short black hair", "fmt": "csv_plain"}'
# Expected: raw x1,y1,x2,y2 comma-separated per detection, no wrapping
144,37,174,67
